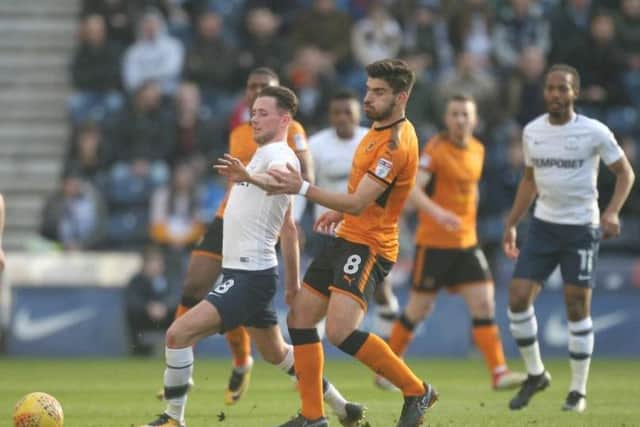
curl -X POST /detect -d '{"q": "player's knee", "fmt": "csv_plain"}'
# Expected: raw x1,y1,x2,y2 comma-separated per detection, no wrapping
325,322,353,347
470,298,495,318
508,287,529,312
259,345,284,365
165,322,183,348
565,296,589,321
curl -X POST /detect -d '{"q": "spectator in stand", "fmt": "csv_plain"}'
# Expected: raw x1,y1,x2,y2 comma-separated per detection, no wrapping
402,52,440,142
436,52,499,134
122,8,184,96
548,0,597,63
503,46,547,127
236,7,290,84
40,170,108,251
173,82,225,165
149,161,205,251
114,81,175,168
64,122,114,186
615,0,640,109
566,11,636,136
291,0,353,71
286,46,337,131
125,245,177,355
81,0,170,48
448,0,494,70
492,0,550,73
399,0,454,79
182,8,239,113
351,2,403,67
69,14,124,124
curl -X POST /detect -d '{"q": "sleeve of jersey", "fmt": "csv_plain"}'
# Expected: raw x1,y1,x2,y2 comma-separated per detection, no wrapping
366,144,406,187
597,125,624,165
522,130,533,167
287,121,308,152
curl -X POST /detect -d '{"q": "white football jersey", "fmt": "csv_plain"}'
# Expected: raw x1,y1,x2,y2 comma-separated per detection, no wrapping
308,126,369,220
223,142,299,270
523,113,623,225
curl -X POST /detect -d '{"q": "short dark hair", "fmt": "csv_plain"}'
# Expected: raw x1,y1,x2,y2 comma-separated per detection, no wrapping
365,59,416,94
257,85,299,116
330,88,359,103
249,66,279,83
446,94,476,105
546,64,581,92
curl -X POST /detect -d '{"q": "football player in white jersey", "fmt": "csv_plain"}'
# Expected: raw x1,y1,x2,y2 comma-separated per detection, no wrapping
306,90,401,389
141,86,364,427
502,64,635,413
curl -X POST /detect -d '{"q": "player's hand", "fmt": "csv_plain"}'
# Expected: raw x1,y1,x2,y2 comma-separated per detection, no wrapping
434,208,462,231
314,210,343,235
601,210,621,240
267,163,303,195
213,154,250,182
502,225,519,259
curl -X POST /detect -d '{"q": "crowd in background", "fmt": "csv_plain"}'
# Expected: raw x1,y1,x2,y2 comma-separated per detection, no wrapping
40,0,640,281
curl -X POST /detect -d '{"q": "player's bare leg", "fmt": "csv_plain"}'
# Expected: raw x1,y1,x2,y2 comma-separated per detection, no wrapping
377,288,435,392
280,287,437,427
508,278,550,410
248,325,365,426
156,253,222,399
459,282,526,390
141,301,222,427
561,284,592,413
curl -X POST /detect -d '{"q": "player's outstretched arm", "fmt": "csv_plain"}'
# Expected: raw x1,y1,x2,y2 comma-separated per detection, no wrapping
502,166,537,259
601,156,635,239
214,154,282,192
296,149,315,184
410,169,461,231
268,163,387,215
279,203,300,306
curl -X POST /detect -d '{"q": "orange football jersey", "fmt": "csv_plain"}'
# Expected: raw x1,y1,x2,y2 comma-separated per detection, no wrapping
415,133,484,248
336,118,419,262
215,120,308,217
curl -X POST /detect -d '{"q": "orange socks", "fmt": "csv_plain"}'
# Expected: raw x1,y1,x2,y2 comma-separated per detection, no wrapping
289,328,325,420
472,319,507,374
225,327,251,367
337,328,425,397
388,314,416,357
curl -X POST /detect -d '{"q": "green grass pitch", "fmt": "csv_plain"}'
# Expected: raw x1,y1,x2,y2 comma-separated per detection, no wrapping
2,357,639,426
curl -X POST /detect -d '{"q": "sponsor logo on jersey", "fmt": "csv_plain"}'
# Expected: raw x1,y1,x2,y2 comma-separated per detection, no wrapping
531,157,585,169
375,158,393,179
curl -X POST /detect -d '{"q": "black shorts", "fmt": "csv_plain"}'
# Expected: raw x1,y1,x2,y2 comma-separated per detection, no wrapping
205,267,279,332
193,216,223,259
303,238,393,310
513,217,601,288
411,245,492,292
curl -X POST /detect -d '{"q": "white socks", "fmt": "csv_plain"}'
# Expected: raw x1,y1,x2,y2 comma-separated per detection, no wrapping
164,347,193,422
508,307,545,376
568,317,593,396
372,293,399,340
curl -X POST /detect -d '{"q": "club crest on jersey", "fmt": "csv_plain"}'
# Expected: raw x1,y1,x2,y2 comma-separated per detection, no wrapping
365,142,376,152
375,158,393,179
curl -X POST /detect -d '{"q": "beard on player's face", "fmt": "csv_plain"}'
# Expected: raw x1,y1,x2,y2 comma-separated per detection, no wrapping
365,99,396,122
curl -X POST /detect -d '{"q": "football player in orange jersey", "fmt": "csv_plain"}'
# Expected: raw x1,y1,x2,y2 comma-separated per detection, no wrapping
385,94,526,391
244,59,439,427
164,67,314,405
